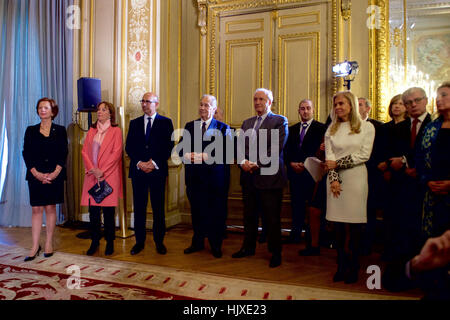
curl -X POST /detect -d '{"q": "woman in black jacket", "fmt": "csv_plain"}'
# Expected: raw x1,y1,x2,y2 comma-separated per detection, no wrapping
22,98,68,261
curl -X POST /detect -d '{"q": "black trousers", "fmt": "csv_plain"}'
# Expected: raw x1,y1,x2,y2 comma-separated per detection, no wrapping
242,186,283,254
131,175,167,246
391,173,424,261
89,205,116,243
186,182,228,251
288,171,315,239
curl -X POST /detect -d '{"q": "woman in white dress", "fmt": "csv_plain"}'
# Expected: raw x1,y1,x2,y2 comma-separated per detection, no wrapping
324,91,375,284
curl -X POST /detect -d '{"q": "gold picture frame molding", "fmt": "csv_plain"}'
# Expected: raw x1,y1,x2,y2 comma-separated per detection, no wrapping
197,0,338,104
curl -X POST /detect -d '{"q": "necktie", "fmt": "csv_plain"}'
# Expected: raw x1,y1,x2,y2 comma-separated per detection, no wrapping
202,121,207,137
254,116,262,131
145,117,152,142
410,118,419,148
299,122,309,148
251,116,262,144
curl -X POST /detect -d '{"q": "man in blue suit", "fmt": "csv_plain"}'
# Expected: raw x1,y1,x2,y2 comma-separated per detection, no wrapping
232,88,289,268
179,94,232,258
125,92,174,255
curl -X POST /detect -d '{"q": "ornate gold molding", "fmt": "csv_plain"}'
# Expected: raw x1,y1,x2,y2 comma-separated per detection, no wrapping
368,0,389,121
225,38,264,126
127,0,151,120
341,0,351,21
277,32,320,117
197,0,208,36
199,0,338,100
331,0,338,96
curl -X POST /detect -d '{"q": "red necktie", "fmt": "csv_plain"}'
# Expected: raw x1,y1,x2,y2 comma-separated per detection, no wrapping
410,118,419,148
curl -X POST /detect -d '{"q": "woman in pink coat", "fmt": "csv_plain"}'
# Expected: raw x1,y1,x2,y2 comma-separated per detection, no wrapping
81,101,123,256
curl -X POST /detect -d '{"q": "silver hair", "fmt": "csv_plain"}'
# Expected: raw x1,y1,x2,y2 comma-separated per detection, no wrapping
402,87,427,102
359,97,372,108
254,88,273,103
201,94,217,109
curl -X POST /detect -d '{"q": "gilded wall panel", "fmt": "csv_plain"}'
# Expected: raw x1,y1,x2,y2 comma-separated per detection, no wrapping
278,11,320,29
127,0,151,120
225,39,264,127
277,32,319,124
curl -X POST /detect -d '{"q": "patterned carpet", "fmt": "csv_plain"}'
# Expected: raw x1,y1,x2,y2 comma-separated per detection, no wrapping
0,244,418,300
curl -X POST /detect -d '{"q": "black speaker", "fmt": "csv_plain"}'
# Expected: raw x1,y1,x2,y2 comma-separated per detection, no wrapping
77,77,101,112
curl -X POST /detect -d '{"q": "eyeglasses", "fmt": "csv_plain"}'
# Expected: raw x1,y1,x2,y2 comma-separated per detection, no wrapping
404,96,426,106
140,99,158,104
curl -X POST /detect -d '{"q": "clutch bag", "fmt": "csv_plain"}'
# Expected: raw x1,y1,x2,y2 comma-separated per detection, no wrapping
88,180,113,204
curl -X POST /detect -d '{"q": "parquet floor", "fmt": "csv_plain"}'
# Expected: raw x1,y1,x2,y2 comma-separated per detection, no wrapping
0,224,422,299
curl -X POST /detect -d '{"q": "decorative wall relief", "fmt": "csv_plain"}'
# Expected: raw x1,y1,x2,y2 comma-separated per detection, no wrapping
415,32,450,82
127,0,151,119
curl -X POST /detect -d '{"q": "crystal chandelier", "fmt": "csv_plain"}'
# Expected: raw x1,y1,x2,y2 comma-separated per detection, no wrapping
388,63,437,113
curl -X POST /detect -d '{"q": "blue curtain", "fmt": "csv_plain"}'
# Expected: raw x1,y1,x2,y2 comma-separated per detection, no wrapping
0,0,73,227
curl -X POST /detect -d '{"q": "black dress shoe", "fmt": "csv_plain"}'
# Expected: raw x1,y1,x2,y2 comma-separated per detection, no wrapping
283,236,301,244
43,252,54,258
130,243,144,255
269,254,282,268
184,245,203,254
344,269,359,284
333,270,346,282
231,248,255,258
105,242,114,256
299,246,320,256
24,246,41,262
86,242,99,256
211,248,222,258
156,243,167,255
258,234,267,243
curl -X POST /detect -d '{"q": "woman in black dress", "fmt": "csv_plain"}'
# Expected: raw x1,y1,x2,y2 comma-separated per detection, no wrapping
22,98,68,261
376,94,408,261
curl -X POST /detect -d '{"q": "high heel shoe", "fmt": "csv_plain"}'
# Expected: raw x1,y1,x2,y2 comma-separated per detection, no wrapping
24,246,41,262
43,252,54,258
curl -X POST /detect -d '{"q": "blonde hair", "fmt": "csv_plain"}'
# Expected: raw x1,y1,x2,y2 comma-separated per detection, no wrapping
329,91,361,136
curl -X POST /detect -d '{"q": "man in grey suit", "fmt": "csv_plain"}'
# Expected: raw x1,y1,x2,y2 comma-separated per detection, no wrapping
232,88,289,268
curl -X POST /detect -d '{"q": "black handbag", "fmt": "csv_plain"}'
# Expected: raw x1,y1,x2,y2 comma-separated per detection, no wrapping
88,180,113,204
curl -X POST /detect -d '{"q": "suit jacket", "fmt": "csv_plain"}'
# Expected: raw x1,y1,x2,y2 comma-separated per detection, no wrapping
23,123,68,182
81,126,123,207
239,112,289,189
382,257,450,300
125,113,174,179
366,118,384,171
179,118,231,188
284,120,326,178
390,113,431,168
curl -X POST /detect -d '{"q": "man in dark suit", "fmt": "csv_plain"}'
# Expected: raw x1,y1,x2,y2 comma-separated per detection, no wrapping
284,99,326,250
387,87,431,261
232,88,289,268
125,92,174,255
179,94,231,258
358,97,383,255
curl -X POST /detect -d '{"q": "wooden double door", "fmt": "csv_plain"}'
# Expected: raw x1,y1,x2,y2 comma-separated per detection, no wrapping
214,3,332,227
